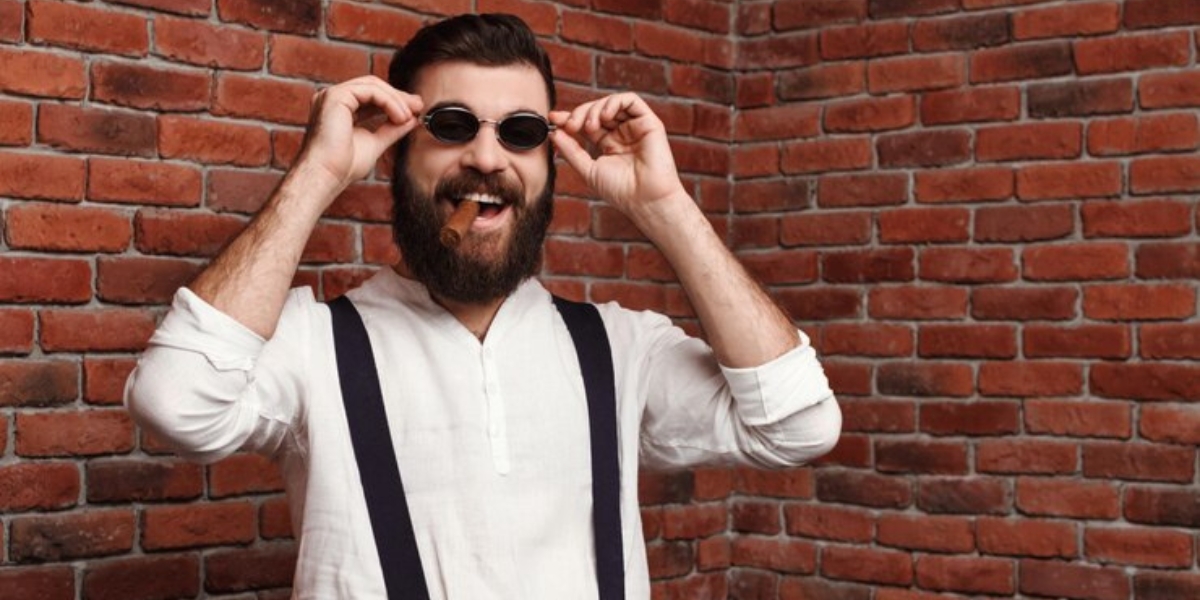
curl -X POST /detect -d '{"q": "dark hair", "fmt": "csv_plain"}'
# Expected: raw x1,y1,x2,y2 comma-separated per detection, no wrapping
387,13,555,108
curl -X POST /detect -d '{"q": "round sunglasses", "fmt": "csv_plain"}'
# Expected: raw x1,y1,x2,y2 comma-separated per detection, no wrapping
421,106,555,151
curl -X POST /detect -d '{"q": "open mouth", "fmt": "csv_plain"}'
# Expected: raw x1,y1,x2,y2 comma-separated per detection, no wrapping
440,191,516,239
433,172,522,237
458,192,507,219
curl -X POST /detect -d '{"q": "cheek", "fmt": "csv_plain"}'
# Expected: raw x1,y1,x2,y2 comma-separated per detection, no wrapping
515,155,550,198
405,145,460,195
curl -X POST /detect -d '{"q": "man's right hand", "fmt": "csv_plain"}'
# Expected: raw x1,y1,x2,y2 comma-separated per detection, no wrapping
295,75,423,200
185,77,420,338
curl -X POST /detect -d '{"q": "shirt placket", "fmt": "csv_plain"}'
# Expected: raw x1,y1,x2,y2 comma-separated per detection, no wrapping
480,344,511,474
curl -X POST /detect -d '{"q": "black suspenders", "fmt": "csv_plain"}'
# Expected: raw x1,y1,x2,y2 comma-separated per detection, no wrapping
551,296,625,600
326,295,625,600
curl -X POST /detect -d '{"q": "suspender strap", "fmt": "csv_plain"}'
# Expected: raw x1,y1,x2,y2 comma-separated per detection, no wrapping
328,294,623,600
552,295,625,600
328,296,430,600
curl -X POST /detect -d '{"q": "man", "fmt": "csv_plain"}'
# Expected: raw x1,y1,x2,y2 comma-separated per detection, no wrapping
126,13,840,600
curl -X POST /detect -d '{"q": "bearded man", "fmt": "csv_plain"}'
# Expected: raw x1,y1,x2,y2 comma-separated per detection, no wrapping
126,13,840,600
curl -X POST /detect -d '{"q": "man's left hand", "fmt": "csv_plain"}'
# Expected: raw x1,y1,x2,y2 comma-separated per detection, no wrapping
549,93,690,223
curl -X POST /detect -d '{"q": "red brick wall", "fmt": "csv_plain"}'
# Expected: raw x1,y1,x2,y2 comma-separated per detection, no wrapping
1,0,1198,598
721,0,1200,599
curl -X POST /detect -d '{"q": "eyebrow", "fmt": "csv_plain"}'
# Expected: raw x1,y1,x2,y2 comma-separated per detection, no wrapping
423,101,546,117
425,101,468,114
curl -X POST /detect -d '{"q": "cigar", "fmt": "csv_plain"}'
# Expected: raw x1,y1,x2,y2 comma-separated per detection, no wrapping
439,199,480,248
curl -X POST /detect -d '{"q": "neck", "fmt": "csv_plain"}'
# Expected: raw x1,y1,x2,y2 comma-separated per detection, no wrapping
392,262,505,341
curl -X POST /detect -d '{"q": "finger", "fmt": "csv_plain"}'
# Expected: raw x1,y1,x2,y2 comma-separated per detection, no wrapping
353,104,386,127
366,76,424,118
612,92,652,118
361,79,419,125
549,111,576,132
576,96,631,153
563,99,600,134
609,94,663,142
584,100,607,134
366,119,419,154
549,128,595,180
359,75,424,112
550,110,596,153
351,122,418,178
333,80,419,128
600,93,635,127
346,75,424,113
595,131,628,156
586,94,647,149
607,95,665,148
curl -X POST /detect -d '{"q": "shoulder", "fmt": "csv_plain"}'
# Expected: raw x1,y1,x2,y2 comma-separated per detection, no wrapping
279,284,325,331
589,298,690,358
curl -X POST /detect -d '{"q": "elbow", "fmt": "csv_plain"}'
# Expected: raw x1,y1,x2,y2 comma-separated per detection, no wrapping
783,393,842,466
123,354,247,464
124,360,198,460
745,393,842,469
124,361,171,438
806,395,842,461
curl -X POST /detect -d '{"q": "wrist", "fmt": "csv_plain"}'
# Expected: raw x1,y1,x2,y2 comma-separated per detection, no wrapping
274,159,346,218
627,189,708,241
293,155,347,194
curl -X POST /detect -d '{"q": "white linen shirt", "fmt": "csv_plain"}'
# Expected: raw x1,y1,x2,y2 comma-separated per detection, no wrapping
125,269,840,600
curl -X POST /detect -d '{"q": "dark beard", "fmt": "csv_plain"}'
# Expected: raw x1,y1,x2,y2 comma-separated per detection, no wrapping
391,163,555,304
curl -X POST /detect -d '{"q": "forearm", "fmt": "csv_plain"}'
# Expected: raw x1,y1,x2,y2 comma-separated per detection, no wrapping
188,76,418,338
629,191,799,368
189,163,340,339
549,92,800,366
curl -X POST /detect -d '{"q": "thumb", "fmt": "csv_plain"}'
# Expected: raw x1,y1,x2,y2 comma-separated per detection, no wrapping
364,120,418,158
550,129,595,182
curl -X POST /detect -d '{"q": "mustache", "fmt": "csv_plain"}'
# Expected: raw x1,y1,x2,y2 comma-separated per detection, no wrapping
433,171,523,207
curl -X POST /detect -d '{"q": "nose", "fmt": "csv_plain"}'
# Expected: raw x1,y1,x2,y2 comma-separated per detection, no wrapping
459,122,510,174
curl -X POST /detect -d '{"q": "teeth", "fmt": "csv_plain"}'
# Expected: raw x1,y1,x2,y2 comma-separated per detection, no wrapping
463,193,503,205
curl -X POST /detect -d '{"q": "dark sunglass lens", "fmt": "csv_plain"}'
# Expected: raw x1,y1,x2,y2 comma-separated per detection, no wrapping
499,115,549,149
428,110,479,143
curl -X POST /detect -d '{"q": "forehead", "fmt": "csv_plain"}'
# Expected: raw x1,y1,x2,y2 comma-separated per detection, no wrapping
411,61,550,116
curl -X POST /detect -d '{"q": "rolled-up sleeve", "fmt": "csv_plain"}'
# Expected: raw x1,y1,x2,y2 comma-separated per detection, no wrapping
124,287,312,464
633,314,841,471
721,331,835,427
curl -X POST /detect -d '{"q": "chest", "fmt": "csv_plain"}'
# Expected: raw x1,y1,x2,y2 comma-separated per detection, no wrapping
366,314,593,489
